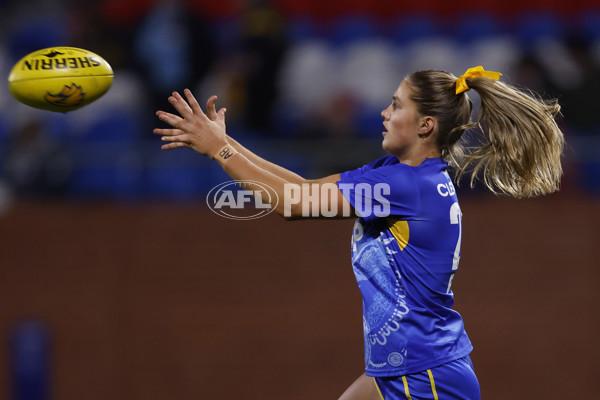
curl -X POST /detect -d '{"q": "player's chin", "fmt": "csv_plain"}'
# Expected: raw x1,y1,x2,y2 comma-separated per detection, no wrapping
381,137,391,153
381,138,403,158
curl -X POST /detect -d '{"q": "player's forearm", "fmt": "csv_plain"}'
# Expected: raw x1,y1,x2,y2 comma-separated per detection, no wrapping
226,135,306,184
213,145,296,218
213,145,353,220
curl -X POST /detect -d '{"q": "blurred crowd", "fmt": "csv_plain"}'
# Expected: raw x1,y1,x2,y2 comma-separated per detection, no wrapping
0,0,599,204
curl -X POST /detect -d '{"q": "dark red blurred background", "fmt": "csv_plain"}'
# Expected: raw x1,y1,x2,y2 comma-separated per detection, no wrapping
0,191,598,400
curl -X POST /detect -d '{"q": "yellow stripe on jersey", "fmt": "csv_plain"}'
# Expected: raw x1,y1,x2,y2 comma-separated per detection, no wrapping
401,376,412,400
373,377,385,400
427,369,439,400
387,219,409,250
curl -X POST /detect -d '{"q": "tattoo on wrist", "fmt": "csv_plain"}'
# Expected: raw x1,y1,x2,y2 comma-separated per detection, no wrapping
214,144,238,161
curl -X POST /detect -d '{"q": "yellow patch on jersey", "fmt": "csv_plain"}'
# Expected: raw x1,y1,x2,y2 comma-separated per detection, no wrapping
387,218,409,250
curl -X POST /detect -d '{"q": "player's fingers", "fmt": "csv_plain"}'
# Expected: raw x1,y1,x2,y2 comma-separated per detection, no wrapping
206,95,218,120
217,107,227,122
161,142,190,151
156,110,184,128
182,89,207,119
153,128,185,136
169,91,194,119
160,133,191,143
185,89,205,116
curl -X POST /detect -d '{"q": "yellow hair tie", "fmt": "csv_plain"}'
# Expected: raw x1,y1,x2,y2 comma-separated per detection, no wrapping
456,66,502,94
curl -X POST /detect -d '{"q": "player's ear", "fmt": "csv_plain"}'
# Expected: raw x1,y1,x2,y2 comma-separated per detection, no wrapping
418,116,437,139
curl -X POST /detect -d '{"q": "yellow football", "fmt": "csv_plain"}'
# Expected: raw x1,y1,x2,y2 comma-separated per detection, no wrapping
7,46,114,112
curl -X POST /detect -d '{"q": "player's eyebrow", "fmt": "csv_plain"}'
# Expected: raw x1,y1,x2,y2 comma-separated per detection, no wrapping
393,95,401,105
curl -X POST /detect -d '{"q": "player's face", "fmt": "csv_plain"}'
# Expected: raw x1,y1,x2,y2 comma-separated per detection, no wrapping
381,81,422,159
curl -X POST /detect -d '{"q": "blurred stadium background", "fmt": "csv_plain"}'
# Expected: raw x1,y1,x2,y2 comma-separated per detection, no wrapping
0,0,599,399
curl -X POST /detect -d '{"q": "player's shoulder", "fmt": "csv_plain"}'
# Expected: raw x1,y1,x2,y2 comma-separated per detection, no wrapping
378,157,448,181
414,157,449,174
379,156,447,171
366,154,400,170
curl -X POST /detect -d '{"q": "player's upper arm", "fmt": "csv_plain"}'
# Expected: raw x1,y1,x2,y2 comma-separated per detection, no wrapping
282,174,356,220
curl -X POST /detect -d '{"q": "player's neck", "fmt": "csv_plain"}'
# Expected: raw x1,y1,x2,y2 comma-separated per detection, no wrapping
393,147,441,167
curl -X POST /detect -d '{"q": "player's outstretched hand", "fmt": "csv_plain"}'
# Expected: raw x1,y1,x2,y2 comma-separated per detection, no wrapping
154,89,228,158
205,95,227,129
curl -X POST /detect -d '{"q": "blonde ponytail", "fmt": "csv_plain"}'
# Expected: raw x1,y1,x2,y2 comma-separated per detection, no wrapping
405,69,564,199
458,78,564,198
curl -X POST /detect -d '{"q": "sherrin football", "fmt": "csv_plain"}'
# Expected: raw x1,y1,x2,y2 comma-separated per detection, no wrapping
8,46,113,112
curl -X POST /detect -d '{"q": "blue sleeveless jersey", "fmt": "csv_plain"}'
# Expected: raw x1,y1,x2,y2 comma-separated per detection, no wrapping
337,155,473,377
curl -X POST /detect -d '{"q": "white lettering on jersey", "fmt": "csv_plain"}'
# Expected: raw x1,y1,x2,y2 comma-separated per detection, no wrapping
437,171,456,197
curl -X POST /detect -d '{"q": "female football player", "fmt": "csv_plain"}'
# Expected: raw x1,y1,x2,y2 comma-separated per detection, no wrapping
154,66,564,399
